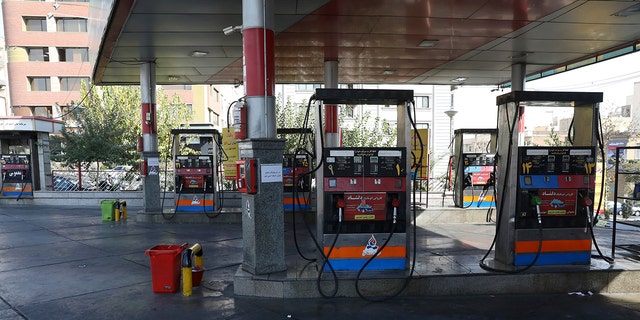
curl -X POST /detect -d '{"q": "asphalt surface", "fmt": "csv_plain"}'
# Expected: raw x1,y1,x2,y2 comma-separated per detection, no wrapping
1,204,640,319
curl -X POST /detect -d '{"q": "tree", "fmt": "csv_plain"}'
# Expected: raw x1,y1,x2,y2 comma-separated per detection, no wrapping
339,106,397,147
51,84,193,169
275,95,315,154
275,96,398,151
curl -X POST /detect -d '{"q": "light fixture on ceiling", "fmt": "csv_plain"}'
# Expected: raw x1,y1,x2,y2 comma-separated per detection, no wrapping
223,25,243,36
382,70,395,75
191,50,208,57
451,77,467,83
418,40,438,48
612,3,640,17
168,75,180,81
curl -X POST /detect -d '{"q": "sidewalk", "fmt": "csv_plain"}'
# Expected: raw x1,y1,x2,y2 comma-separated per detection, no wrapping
0,204,639,319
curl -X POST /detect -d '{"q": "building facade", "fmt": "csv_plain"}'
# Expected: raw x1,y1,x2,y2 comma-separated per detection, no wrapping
0,0,222,193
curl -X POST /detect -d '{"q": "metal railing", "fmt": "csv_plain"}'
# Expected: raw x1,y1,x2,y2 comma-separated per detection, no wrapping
50,169,175,192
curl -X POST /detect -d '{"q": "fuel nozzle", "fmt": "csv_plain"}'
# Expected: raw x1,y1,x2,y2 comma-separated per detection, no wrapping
530,193,542,225
580,194,594,232
391,197,400,224
335,196,345,223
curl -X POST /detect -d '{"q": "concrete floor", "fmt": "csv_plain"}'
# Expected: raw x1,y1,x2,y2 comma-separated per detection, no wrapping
1,203,640,319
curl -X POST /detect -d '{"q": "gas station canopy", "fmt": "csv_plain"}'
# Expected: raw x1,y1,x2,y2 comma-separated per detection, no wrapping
91,0,640,86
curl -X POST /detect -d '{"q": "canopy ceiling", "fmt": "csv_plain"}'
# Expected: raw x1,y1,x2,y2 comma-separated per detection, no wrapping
91,0,640,86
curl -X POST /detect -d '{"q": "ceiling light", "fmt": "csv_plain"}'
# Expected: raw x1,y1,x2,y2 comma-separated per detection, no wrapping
382,70,395,75
168,75,180,81
418,40,438,48
451,77,467,83
223,25,243,36
612,3,640,17
191,51,208,57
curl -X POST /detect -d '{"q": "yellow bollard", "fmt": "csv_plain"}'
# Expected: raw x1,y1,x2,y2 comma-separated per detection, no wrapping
120,200,127,219
114,201,120,221
181,249,193,296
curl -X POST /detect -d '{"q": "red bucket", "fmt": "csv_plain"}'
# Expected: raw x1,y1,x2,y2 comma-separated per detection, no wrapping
192,266,205,287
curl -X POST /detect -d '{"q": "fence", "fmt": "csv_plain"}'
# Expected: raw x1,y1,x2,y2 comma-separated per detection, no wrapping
51,169,175,192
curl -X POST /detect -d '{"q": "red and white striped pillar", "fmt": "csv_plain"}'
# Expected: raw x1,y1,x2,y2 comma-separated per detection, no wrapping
140,62,160,212
243,0,276,139
141,62,157,153
324,60,340,147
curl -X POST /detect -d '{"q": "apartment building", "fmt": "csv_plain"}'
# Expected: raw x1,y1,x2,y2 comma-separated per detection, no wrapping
0,0,221,194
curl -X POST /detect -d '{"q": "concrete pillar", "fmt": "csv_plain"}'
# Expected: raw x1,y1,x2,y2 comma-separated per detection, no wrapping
140,62,161,212
243,0,276,139
512,63,526,146
324,60,340,147
240,0,286,275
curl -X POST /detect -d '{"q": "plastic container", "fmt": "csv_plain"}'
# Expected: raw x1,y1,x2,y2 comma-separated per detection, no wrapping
192,266,205,287
145,244,187,293
100,200,117,221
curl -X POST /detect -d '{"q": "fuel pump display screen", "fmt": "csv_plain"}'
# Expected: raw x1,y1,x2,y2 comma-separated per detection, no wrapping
324,148,404,177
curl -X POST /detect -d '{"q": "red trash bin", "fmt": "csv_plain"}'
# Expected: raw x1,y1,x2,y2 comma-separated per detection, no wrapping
145,244,187,293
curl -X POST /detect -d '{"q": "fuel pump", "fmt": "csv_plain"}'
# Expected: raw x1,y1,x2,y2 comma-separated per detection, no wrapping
170,128,221,214
489,91,602,269
282,153,311,210
313,88,414,277
1,154,32,197
278,128,314,211
513,146,596,265
321,147,408,271
452,129,497,208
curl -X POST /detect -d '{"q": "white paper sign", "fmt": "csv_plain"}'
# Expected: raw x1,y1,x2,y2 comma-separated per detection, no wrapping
261,163,282,183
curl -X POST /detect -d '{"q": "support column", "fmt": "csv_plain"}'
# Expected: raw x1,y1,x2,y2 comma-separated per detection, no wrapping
324,60,340,147
140,62,161,212
240,0,286,275
511,63,526,145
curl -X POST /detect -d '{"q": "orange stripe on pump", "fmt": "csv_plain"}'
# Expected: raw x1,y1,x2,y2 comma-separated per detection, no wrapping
176,199,214,206
515,240,591,253
463,195,494,201
323,246,406,258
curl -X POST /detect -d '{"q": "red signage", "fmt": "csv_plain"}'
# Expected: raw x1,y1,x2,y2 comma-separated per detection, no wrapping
538,189,577,216
343,192,387,221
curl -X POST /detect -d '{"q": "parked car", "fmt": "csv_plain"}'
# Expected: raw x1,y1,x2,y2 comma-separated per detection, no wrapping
605,201,623,215
53,176,79,191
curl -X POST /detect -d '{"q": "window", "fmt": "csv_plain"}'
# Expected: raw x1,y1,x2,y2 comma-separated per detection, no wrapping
56,18,87,32
344,105,354,118
416,96,430,109
58,48,88,62
60,77,89,91
28,47,49,61
28,77,51,91
24,17,47,31
295,84,322,92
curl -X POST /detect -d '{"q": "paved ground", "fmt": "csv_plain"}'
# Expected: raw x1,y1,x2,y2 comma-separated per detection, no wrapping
1,204,640,319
